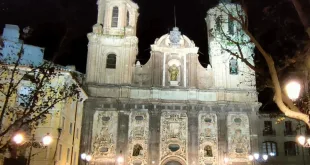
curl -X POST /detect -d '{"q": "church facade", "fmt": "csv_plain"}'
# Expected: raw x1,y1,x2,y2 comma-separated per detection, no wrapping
80,0,261,165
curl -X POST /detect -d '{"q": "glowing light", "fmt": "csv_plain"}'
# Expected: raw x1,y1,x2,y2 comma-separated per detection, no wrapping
269,152,276,156
248,155,254,161
224,157,229,163
262,154,268,161
86,155,92,161
117,156,124,163
286,81,301,100
13,134,24,144
298,136,306,145
253,153,259,160
42,134,52,146
81,153,86,160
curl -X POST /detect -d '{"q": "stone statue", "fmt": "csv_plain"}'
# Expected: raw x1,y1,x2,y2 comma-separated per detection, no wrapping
170,123,180,138
132,144,143,156
168,64,179,81
204,145,213,157
229,57,238,74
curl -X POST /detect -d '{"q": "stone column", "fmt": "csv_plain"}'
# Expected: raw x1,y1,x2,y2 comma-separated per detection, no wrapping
116,111,130,164
217,108,227,165
79,99,96,165
187,109,199,165
249,110,259,153
148,108,161,165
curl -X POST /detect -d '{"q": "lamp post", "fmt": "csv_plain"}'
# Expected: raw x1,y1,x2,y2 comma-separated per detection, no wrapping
12,133,52,165
286,81,308,165
81,153,92,165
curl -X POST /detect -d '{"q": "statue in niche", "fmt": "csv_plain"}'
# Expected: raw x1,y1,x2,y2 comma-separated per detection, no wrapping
231,129,247,153
169,123,180,138
204,145,213,157
168,64,179,81
132,144,143,156
229,57,238,75
205,128,212,137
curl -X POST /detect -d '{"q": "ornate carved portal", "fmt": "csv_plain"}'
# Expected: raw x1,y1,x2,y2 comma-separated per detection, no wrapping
128,110,149,165
227,113,251,163
160,111,188,165
91,111,118,163
198,113,218,165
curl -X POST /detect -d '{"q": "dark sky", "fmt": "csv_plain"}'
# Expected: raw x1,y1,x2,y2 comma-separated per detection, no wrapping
0,0,283,72
0,0,309,111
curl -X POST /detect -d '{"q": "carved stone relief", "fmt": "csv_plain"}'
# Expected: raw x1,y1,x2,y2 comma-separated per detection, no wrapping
160,111,188,164
128,110,149,165
227,113,250,162
198,113,218,165
91,111,118,162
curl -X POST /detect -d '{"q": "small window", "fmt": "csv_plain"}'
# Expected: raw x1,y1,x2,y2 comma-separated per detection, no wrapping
18,86,34,106
69,123,73,134
111,7,119,27
106,54,116,69
126,11,130,26
168,144,180,152
59,144,62,160
229,57,238,75
204,118,212,123
135,116,144,121
284,141,299,156
215,16,221,31
234,118,242,124
262,141,277,156
102,116,111,121
228,17,234,35
66,148,70,163
62,117,65,130
76,128,79,139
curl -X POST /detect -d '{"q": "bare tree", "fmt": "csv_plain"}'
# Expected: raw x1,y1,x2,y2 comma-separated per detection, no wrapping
0,38,81,151
210,2,310,127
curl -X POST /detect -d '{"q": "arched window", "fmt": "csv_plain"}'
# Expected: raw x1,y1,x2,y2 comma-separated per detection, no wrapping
106,54,116,69
262,141,277,156
126,11,130,26
284,141,299,156
111,7,119,27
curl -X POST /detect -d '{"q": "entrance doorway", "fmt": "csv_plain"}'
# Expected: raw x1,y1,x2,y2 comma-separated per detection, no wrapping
165,161,182,165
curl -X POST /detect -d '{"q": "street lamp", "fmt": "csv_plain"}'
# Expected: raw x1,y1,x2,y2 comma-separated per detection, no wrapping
248,153,270,164
285,81,301,100
81,153,92,165
12,133,52,165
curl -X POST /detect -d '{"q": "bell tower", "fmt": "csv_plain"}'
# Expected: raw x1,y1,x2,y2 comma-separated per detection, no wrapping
206,1,256,90
86,0,139,85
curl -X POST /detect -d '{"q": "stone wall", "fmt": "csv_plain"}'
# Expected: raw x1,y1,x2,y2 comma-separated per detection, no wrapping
79,98,259,165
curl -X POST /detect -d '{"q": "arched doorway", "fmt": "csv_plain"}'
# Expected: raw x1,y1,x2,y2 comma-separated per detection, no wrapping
161,156,186,165
165,161,182,165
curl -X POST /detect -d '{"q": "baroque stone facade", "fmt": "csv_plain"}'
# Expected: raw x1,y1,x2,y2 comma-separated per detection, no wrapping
80,1,261,165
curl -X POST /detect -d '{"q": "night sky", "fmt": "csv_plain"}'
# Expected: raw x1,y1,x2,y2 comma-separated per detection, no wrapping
0,0,308,110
